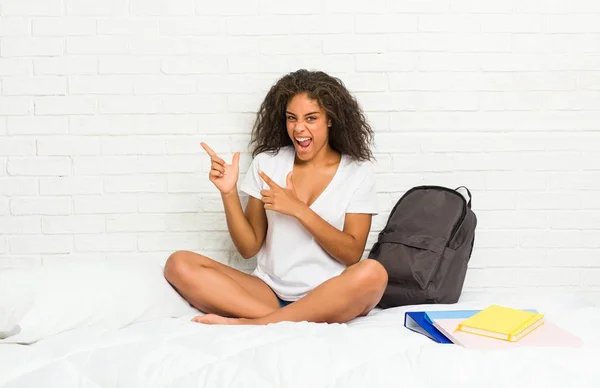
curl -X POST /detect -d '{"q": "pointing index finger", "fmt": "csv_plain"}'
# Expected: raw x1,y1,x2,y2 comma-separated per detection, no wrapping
259,170,279,189
200,142,216,157
200,142,225,164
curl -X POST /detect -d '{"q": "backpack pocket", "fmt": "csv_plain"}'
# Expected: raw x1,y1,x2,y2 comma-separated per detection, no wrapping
372,233,446,289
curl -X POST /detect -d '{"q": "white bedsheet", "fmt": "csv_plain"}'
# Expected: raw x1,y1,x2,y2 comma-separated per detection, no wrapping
1,291,599,388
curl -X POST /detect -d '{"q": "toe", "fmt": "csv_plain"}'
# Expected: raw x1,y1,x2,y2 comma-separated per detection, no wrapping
192,315,208,323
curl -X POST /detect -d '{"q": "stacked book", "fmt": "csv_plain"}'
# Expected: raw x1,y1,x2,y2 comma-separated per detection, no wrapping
404,304,583,349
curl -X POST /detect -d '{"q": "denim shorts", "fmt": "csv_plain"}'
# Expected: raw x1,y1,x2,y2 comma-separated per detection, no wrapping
276,295,293,308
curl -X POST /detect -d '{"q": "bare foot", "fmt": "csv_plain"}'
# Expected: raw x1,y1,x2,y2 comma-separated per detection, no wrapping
192,314,243,325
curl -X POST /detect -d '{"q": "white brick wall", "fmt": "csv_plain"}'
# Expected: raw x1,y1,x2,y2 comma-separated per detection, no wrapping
1,0,599,298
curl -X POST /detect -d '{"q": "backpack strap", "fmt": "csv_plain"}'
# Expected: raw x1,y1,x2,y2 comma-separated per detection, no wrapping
455,186,472,208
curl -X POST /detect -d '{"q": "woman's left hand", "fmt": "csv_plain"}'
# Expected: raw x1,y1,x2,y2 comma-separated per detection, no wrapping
259,171,307,218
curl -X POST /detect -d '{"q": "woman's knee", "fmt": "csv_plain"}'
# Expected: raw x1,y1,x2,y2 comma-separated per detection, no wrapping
351,259,388,295
164,250,206,284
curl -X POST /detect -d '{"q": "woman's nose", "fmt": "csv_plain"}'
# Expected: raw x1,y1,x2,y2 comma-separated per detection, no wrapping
293,123,306,133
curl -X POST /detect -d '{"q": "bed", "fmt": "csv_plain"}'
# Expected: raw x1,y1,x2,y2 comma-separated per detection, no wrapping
1,260,599,388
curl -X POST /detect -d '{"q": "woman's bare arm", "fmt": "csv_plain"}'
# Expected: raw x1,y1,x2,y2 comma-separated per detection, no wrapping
222,193,267,259
200,142,267,260
295,209,372,266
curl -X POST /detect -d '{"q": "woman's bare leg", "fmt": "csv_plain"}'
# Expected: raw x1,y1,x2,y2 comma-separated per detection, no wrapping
193,259,388,325
164,250,280,319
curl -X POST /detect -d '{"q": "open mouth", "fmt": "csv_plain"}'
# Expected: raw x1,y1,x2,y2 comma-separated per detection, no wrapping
295,137,312,152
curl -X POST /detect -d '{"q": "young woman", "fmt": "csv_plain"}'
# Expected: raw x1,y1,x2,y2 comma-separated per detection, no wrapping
164,69,388,325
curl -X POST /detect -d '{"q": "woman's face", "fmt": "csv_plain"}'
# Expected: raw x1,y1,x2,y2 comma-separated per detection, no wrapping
285,93,332,162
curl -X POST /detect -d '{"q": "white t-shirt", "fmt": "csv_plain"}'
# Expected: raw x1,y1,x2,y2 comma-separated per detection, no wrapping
240,145,379,301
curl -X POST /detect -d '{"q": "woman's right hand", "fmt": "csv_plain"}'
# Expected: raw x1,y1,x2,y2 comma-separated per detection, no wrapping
200,142,240,196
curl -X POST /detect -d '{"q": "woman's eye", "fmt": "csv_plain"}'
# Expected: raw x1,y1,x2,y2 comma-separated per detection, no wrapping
307,117,316,121
287,116,295,121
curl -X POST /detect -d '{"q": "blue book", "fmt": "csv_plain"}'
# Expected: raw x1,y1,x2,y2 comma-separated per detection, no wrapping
424,309,484,322
404,311,452,344
405,309,489,344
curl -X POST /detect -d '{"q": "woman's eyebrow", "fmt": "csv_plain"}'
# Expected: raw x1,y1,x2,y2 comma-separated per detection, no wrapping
286,111,320,116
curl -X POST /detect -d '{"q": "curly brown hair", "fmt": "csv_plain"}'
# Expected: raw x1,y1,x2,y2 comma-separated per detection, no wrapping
248,69,375,161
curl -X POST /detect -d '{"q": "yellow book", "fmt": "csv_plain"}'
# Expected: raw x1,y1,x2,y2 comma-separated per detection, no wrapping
456,305,544,342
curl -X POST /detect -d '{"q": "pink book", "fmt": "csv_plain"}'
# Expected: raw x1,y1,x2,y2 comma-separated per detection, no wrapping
432,318,584,349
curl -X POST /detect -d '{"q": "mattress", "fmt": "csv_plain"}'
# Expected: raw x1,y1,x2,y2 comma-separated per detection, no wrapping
1,291,599,388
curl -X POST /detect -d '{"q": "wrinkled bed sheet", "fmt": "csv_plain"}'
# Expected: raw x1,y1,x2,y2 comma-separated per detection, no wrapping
1,292,599,388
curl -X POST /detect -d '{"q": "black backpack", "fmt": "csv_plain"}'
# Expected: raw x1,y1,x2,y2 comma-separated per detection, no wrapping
369,185,477,309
